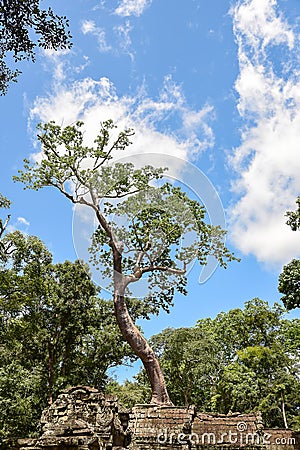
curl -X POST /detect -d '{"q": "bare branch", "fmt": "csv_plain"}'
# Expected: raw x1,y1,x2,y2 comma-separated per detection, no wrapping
141,263,187,276
103,188,143,199
125,261,187,285
51,182,77,204
94,130,135,171
135,241,152,266
0,214,11,239
86,189,121,256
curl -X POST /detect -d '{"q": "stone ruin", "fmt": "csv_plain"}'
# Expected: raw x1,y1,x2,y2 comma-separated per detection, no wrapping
16,386,300,450
17,386,128,450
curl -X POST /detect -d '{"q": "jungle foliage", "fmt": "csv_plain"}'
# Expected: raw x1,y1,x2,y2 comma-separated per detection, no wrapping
119,299,300,429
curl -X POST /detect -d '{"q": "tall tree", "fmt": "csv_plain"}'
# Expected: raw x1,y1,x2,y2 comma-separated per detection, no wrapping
0,0,72,95
15,119,237,405
278,198,300,310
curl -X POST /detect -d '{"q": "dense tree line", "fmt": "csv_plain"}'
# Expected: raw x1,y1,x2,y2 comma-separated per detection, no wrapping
0,196,135,444
115,299,300,430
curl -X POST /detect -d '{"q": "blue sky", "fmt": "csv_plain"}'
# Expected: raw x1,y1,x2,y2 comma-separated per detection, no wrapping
1,0,300,380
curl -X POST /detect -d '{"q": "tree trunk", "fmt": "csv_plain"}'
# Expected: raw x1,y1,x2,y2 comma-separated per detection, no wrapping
109,229,173,405
281,390,288,429
113,285,173,405
48,344,55,405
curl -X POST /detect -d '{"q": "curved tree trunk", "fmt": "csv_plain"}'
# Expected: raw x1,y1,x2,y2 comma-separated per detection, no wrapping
281,391,288,429
112,246,172,405
113,289,173,405
108,221,173,405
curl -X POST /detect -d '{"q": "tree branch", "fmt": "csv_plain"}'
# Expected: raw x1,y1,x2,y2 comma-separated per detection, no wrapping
125,261,187,285
40,134,89,190
103,188,144,199
94,130,135,171
0,214,10,239
141,263,187,276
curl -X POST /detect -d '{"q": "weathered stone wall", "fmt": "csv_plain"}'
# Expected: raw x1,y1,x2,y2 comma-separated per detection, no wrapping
18,386,129,450
128,404,194,450
129,405,299,449
17,387,300,450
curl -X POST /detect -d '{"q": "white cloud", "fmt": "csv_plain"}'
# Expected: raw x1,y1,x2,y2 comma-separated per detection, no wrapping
114,21,134,60
81,20,96,34
6,217,30,234
74,55,90,74
41,49,90,82
232,0,294,52
80,20,111,53
17,217,30,227
29,75,214,165
42,48,71,58
229,0,300,266
81,18,137,58
41,48,71,82
115,0,152,17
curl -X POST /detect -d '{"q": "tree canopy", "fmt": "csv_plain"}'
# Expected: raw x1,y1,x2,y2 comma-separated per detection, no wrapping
0,0,72,94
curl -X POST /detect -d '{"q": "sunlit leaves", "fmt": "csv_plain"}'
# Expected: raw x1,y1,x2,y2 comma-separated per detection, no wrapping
135,299,300,428
0,233,135,441
14,120,137,199
285,197,300,232
0,193,11,210
278,259,300,310
278,198,300,310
